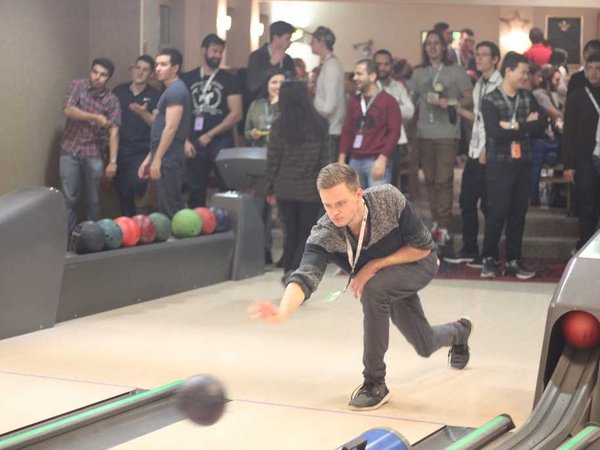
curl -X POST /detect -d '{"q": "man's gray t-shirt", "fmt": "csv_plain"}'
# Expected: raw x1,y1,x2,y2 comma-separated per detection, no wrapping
150,78,191,160
410,64,472,139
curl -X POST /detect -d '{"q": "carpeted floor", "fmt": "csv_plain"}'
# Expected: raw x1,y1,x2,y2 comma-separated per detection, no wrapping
436,258,570,283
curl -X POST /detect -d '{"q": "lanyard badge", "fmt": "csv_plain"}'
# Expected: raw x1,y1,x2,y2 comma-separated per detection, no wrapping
323,202,369,303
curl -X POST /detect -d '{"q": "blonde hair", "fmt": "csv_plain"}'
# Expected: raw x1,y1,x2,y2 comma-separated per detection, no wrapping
316,163,360,191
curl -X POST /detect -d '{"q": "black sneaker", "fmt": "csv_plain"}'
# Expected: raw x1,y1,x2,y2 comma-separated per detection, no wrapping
444,249,478,264
348,381,391,411
466,255,484,269
503,259,535,280
480,257,497,278
449,317,472,370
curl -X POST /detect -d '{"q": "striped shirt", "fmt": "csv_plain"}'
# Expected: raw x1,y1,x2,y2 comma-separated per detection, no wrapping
60,78,121,158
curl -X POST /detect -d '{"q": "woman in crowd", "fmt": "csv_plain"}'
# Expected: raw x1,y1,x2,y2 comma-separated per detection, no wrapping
266,81,330,282
530,64,563,206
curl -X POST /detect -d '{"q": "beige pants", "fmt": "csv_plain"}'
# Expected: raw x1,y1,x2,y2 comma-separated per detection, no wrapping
418,138,458,229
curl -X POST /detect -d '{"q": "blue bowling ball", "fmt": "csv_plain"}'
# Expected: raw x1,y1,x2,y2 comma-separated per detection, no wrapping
209,206,231,232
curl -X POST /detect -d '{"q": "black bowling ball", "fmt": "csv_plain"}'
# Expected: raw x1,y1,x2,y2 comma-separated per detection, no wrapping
175,374,227,426
71,221,106,254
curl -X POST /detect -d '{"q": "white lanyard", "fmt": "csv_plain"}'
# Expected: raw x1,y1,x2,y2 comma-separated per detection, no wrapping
344,202,369,280
264,102,276,127
430,64,443,89
200,68,220,98
584,87,600,156
360,92,379,116
499,86,520,125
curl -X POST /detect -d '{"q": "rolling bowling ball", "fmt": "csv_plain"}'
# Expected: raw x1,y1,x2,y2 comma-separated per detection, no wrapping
71,221,106,254
148,212,172,242
194,207,217,234
562,311,600,350
96,218,123,250
172,208,202,238
209,206,231,232
175,374,227,426
132,214,157,244
113,216,140,247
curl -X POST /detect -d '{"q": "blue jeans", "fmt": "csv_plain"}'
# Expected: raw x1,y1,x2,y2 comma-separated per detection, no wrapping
531,137,559,203
59,152,105,236
349,157,392,188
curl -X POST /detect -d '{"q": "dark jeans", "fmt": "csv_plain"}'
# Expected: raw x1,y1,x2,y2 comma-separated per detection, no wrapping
186,137,232,208
115,153,148,217
157,156,185,218
59,152,104,236
459,157,486,254
575,160,600,249
483,159,532,261
277,199,322,273
360,253,461,384
329,134,340,164
530,137,559,204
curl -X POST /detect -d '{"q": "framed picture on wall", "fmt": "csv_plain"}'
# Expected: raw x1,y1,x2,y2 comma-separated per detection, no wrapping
546,17,583,65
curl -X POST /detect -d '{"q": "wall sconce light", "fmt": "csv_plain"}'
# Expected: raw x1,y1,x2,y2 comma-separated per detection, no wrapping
500,10,531,54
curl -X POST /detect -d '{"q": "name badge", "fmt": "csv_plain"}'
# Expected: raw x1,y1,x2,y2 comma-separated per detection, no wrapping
194,116,205,131
353,134,363,149
511,141,522,159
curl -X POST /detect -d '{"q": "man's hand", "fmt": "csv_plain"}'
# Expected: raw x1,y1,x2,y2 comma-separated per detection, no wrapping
563,169,575,184
105,162,117,179
348,260,380,299
371,155,387,180
247,301,287,324
138,155,150,179
499,121,513,130
129,102,148,116
149,157,162,180
266,194,277,206
526,112,539,122
184,140,196,158
250,129,263,141
198,133,213,147
95,115,109,128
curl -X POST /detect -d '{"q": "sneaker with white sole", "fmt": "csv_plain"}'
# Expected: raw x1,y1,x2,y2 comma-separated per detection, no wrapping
503,259,535,280
448,317,472,370
348,381,391,411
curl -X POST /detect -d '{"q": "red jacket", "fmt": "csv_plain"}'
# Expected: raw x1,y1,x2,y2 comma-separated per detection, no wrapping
339,90,401,159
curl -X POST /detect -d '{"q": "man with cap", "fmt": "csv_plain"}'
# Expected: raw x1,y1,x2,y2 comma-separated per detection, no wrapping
311,26,346,163
246,21,296,103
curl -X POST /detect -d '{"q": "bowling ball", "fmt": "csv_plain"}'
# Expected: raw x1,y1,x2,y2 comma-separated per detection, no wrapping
96,218,123,250
209,206,231,232
562,311,600,350
175,374,227,426
113,216,140,247
71,221,106,254
172,208,202,238
132,214,157,244
194,207,217,234
148,212,172,242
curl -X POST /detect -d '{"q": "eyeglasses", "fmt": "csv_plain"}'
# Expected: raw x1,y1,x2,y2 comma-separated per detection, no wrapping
586,65,600,73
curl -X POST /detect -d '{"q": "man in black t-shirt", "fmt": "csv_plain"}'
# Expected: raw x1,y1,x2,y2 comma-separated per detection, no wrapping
113,55,160,216
180,34,243,207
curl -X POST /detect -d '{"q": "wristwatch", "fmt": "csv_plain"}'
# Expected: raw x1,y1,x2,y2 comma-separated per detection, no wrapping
110,159,117,164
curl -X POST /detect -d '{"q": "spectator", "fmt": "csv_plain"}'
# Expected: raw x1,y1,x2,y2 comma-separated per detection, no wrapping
293,58,308,81
562,53,600,250
338,59,401,187
549,49,569,106
524,27,552,66
455,28,477,81
445,41,502,266
265,81,330,281
113,55,160,216
138,48,191,217
530,65,563,206
410,30,473,246
180,34,243,208
60,58,121,236
480,52,547,279
567,39,600,95
246,21,296,102
311,26,346,163
433,22,458,64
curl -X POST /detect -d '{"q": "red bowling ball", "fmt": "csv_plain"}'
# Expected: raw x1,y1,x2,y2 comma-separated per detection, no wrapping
194,207,217,235
562,311,600,350
133,214,157,244
113,216,140,247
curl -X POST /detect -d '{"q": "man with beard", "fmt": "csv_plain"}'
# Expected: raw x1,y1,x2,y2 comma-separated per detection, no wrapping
373,49,414,190
181,34,243,207
338,59,401,188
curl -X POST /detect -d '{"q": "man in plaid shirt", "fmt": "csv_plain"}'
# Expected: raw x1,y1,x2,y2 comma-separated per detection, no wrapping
60,57,121,236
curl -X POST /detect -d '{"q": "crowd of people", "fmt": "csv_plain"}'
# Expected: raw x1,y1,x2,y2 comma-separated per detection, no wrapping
59,20,600,282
